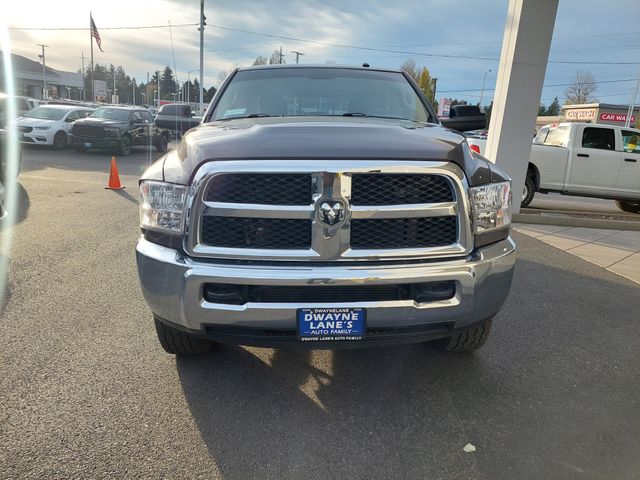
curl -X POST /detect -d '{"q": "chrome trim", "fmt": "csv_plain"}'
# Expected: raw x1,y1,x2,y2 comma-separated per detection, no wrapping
184,160,473,262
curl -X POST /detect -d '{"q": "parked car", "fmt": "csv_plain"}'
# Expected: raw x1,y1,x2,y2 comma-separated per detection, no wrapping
15,105,94,149
0,94,32,128
154,103,201,134
468,122,640,212
69,106,170,156
136,64,516,356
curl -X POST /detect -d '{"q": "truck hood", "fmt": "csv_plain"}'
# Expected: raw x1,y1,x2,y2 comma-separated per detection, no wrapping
160,117,496,186
73,117,127,127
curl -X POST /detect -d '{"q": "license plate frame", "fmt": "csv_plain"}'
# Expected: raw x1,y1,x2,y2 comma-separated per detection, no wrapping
297,307,366,342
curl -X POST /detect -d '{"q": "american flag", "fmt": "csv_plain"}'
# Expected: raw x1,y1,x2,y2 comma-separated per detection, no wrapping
90,15,103,52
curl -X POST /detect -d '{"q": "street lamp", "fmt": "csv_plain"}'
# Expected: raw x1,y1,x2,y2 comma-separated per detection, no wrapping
66,86,71,100
479,69,492,107
187,69,198,105
140,92,147,106
107,89,112,104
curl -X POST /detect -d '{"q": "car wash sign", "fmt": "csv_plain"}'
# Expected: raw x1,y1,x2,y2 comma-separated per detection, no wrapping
599,112,635,123
565,108,596,121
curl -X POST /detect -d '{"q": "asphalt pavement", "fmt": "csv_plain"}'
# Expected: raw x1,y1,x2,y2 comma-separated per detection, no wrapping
1,145,640,480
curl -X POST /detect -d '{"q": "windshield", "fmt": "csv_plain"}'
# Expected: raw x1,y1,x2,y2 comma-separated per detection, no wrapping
23,107,67,121
91,108,131,121
534,124,570,147
211,68,430,122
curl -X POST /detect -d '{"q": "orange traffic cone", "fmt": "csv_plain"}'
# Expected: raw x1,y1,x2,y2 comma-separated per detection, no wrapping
105,156,124,190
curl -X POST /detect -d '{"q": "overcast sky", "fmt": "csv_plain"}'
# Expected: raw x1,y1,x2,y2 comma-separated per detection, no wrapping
5,0,640,106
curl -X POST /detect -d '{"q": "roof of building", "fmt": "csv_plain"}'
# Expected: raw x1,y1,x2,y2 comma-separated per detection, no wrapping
561,103,640,110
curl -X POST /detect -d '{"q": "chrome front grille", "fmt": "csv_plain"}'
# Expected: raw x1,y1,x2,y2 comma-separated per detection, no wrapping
186,160,473,262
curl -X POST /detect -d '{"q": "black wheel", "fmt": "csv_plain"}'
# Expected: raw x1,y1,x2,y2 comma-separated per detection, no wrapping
155,134,168,152
433,318,493,352
53,131,67,150
119,135,132,156
616,200,640,214
72,145,86,153
521,175,536,208
154,317,214,355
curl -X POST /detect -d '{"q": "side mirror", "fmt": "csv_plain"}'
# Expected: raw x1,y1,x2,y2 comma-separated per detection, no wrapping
440,105,487,132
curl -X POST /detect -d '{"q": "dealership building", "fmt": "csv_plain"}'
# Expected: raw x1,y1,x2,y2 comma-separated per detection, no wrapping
0,52,83,100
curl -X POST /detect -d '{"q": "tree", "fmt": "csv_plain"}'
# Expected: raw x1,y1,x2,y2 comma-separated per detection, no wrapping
483,102,493,127
416,67,434,102
400,59,419,82
564,71,597,105
160,65,178,100
546,96,561,116
253,56,268,66
203,86,217,103
269,48,285,64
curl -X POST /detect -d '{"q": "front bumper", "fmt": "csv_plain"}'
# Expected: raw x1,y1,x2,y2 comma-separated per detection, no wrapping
69,135,122,150
19,130,56,145
136,237,516,348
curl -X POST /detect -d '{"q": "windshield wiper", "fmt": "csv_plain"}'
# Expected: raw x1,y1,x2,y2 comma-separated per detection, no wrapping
342,112,367,117
218,113,272,121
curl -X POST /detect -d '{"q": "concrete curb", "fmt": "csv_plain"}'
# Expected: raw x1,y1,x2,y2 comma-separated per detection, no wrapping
513,212,640,231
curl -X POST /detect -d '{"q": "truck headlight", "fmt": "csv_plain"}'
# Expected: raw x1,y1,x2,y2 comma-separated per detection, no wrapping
139,180,187,234
469,181,512,239
104,127,120,137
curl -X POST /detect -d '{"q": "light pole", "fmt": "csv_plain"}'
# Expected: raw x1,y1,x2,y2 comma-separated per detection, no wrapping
479,69,492,107
66,86,71,100
107,89,112,103
37,44,49,99
140,92,147,106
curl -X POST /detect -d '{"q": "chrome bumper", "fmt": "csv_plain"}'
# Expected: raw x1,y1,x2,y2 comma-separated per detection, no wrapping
136,236,516,340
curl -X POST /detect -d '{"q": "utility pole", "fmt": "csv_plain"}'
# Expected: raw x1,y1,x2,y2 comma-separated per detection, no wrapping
81,52,86,101
279,45,284,64
431,77,438,104
624,69,640,128
199,0,205,114
291,50,304,64
132,78,136,106
113,68,117,104
37,44,48,99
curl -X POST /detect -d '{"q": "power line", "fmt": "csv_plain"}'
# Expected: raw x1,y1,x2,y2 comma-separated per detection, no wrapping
8,23,199,31
439,78,638,94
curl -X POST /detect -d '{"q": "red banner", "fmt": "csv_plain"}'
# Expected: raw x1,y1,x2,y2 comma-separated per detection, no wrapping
599,112,635,123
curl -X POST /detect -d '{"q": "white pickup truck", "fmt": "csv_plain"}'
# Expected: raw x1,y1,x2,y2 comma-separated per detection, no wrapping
468,122,640,213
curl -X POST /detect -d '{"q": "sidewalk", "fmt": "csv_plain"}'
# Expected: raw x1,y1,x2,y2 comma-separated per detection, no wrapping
513,224,640,285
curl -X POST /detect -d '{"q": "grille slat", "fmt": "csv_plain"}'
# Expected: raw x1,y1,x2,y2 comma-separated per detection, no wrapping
206,174,312,205
72,125,105,138
351,173,453,205
351,217,457,249
202,216,311,249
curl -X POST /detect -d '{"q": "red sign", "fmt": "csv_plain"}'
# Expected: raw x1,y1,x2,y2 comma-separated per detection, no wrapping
599,112,635,123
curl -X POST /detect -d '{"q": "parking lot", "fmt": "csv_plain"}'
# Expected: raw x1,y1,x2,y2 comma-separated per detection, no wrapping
0,145,638,479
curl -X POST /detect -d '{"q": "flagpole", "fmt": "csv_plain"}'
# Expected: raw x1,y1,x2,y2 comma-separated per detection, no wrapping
90,12,94,102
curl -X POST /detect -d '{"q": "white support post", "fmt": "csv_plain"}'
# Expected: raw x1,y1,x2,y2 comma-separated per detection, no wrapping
485,0,559,213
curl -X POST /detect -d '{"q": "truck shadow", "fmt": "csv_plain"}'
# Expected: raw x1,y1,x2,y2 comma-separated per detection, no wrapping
176,248,640,479
0,182,30,226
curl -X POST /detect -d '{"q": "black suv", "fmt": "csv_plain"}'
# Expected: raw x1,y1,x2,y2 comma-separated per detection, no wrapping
70,106,170,156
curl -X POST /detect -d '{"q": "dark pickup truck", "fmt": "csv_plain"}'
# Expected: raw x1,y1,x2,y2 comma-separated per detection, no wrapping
136,65,516,356
70,106,170,156
154,103,201,134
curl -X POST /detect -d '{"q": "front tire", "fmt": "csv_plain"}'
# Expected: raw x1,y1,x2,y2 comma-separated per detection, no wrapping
154,317,215,355
433,318,493,352
119,135,132,156
155,134,168,152
521,175,536,208
616,200,640,214
53,131,67,150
